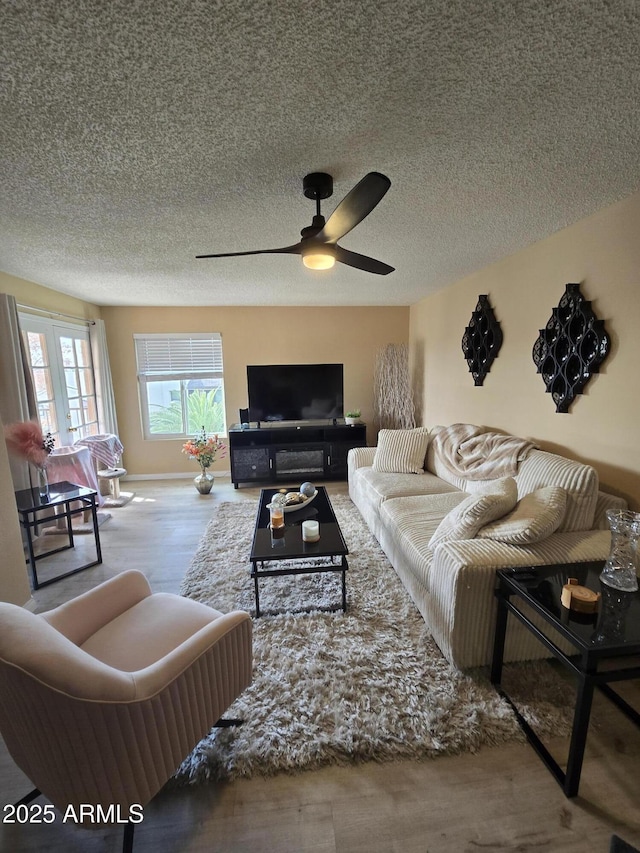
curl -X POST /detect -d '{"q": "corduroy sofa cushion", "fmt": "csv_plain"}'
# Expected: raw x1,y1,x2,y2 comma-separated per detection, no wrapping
429,478,518,548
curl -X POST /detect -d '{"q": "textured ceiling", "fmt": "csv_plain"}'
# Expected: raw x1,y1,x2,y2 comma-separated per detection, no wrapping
1,0,639,307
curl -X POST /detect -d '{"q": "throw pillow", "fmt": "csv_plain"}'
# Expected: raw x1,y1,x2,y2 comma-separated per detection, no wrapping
428,478,518,548
372,428,431,475
477,486,567,545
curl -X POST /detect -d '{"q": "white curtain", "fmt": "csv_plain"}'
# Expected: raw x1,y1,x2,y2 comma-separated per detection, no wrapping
89,318,119,436
0,294,38,490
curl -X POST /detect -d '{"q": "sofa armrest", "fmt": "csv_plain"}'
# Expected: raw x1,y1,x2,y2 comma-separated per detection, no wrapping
593,490,628,529
428,530,611,669
434,528,611,574
133,610,253,699
348,445,376,476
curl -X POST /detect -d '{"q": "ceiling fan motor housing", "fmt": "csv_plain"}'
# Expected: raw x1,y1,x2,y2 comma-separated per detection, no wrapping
303,172,333,200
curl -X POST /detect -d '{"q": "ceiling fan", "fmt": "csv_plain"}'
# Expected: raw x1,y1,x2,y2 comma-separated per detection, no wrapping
196,171,394,275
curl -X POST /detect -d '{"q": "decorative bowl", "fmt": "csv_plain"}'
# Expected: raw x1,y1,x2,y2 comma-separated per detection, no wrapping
282,489,318,513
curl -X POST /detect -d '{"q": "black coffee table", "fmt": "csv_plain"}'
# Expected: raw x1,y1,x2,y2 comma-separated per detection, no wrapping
491,560,640,797
249,486,349,617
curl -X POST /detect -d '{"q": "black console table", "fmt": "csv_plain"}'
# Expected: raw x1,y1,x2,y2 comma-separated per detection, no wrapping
15,480,102,590
229,423,367,488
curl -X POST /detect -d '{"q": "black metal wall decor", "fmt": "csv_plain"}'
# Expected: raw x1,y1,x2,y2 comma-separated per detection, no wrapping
532,282,610,413
461,295,503,386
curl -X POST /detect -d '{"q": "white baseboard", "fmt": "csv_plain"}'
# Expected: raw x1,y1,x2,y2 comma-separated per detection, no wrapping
123,469,232,482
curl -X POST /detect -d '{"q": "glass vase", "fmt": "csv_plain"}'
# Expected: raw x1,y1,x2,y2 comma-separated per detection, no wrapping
599,509,640,592
194,469,214,495
36,465,49,502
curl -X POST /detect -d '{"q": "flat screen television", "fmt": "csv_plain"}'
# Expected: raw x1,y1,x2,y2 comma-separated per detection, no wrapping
247,363,344,423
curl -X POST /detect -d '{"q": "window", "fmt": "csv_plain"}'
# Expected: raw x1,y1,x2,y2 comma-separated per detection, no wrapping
134,333,227,440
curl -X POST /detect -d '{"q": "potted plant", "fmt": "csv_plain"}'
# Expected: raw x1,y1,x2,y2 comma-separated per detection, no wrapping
345,409,361,426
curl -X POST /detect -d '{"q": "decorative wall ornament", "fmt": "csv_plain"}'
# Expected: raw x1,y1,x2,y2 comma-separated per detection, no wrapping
532,282,610,413
374,343,416,429
461,295,503,386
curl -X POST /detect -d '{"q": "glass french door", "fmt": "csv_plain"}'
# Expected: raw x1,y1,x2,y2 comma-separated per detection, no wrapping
19,315,99,447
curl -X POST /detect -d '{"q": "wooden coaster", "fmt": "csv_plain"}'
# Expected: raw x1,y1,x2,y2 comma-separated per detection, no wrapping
561,577,600,613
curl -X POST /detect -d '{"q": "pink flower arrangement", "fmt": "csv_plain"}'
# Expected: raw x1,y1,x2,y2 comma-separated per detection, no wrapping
182,427,226,471
3,420,55,468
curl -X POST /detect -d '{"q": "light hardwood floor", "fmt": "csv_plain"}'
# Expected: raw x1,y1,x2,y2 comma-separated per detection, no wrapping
1,478,639,853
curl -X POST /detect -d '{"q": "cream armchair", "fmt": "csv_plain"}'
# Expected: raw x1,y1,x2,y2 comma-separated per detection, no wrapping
0,570,252,850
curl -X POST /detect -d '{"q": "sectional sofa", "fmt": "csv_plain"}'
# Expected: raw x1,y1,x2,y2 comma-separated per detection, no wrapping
348,424,626,669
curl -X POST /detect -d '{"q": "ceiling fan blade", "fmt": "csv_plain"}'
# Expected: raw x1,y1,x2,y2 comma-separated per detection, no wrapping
334,245,394,275
196,243,302,259
316,172,391,244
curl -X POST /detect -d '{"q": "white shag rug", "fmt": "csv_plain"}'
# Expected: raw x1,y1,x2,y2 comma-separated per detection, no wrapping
176,496,574,784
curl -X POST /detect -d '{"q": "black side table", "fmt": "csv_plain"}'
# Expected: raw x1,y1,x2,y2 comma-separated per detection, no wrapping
15,480,102,590
491,561,640,797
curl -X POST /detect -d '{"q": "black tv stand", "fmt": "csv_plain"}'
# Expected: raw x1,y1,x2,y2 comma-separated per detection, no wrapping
229,423,367,488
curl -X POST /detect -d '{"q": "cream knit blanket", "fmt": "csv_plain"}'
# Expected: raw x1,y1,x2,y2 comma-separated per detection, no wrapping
432,423,536,480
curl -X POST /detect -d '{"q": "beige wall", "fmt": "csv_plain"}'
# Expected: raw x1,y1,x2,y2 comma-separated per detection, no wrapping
100,306,410,476
409,190,640,509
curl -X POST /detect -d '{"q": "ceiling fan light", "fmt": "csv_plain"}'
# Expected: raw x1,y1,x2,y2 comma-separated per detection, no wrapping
302,245,336,270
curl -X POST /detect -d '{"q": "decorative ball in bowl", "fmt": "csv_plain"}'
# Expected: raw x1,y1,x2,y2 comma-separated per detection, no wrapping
268,492,288,510
281,483,318,513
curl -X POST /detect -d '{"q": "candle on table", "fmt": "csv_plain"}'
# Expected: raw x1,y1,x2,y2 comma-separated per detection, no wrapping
302,520,320,542
269,504,284,529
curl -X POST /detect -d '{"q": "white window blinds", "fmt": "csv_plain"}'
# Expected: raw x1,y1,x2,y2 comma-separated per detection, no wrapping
134,334,223,378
